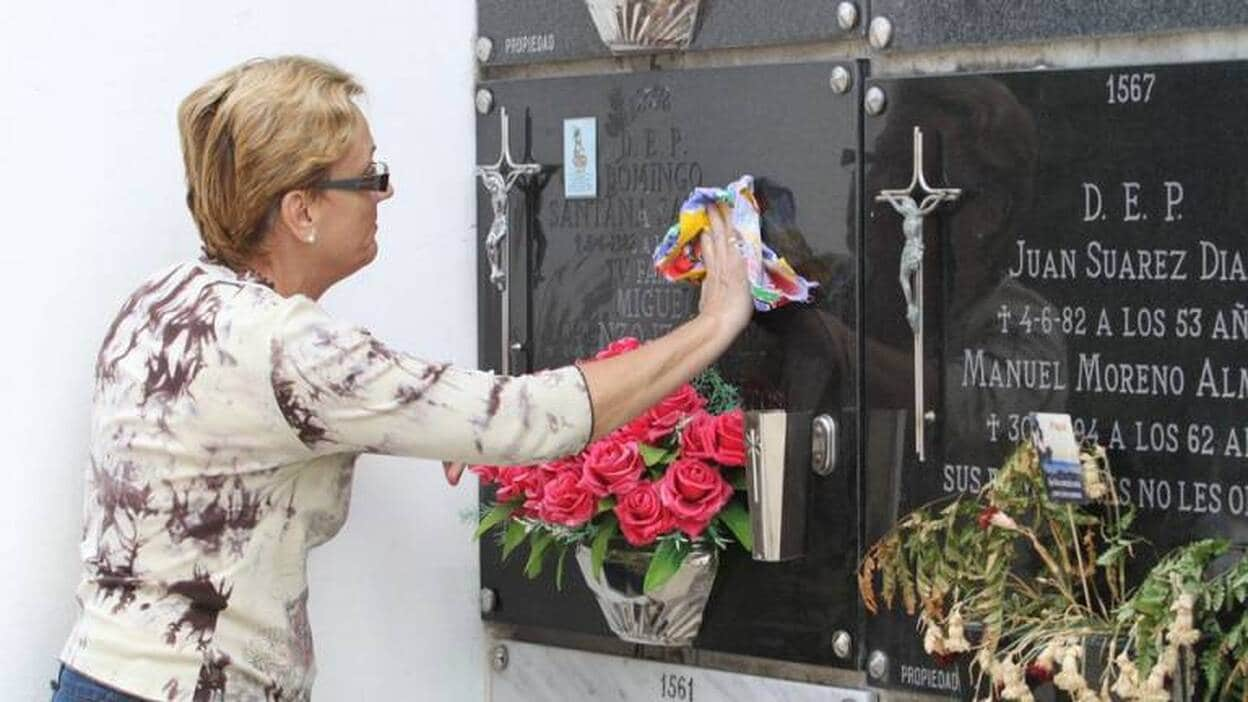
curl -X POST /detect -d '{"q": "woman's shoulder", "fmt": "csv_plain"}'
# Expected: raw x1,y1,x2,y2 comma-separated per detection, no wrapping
110,256,323,341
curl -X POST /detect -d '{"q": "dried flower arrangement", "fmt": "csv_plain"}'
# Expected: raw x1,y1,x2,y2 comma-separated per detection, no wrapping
859,438,1248,701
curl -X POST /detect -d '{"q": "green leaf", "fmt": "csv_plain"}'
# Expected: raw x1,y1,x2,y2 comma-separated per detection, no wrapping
501,520,527,562
639,442,676,467
555,545,569,592
1202,645,1227,701
524,532,554,579
728,471,747,491
644,539,690,594
591,516,618,582
1206,580,1227,613
596,497,617,515
718,501,753,553
1095,543,1127,568
474,500,520,540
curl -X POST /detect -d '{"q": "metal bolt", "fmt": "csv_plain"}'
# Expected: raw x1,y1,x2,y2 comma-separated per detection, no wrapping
475,88,494,115
491,643,509,672
832,630,853,659
509,341,524,351
836,2,859,31
829,66,852,95
924,410,936,423
867,650,889,680
868,16,894,49
476,36,494,62
479,588,497,614
864,86,887,116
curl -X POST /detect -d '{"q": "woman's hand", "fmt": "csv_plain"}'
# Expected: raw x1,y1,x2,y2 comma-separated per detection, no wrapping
697,203,752,337
573,202,752,443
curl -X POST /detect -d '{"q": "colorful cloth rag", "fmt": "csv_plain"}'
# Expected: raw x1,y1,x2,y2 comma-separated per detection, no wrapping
652,175,818,312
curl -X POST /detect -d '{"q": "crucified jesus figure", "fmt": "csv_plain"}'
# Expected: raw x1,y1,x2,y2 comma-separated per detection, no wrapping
876,191,955,334
476,107,541,292
477,168,532,291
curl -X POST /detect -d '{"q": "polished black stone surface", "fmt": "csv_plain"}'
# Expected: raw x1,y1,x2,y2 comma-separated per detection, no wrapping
861,60,1248,695
476,55,1248,685
477,0,853,66
870,0,1248,50
475,61,862,666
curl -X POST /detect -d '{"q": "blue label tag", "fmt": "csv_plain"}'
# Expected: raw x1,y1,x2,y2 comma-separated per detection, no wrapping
563,117,597,199
1031,412,1086,504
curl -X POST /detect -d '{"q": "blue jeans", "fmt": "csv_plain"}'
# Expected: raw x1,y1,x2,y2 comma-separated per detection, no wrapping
50,665,149,702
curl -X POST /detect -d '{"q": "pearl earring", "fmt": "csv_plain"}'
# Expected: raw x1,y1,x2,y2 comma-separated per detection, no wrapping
305,231,317,244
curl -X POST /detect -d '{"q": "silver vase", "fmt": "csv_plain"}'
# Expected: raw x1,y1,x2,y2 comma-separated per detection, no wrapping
575,544,717,647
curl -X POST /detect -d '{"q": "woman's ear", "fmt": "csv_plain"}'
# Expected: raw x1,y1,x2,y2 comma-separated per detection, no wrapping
278,190,318,244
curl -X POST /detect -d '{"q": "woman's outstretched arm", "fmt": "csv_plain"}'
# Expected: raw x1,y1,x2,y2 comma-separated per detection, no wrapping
576,204,751,442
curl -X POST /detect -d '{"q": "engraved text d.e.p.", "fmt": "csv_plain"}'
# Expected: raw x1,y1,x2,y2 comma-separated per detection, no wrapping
1082,180,1184,223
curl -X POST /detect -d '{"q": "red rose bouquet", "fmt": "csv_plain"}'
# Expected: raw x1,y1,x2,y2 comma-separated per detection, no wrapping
473,337,752,593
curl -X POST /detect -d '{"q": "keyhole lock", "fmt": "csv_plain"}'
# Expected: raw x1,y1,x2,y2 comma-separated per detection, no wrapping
811,414,838,476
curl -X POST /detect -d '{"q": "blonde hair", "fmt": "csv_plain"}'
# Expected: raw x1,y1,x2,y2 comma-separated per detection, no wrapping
178,56,363,269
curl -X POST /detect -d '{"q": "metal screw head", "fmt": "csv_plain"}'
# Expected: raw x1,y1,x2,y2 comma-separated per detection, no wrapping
867,650,889,680
832,630,853,659
475,88,495,115
490,643,509,672
471,35,491,61
479,588,497,614
868,16,894,49
836,2,859,30
924,410,937,423
829,66,852,95
864,86,887,116
476,36,494,62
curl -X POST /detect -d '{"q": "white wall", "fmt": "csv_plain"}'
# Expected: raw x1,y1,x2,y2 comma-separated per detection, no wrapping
0,1,483,699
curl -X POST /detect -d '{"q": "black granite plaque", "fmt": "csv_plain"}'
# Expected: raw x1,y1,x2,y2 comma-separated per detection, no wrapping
476,61,862,666
861,60,1248,695
477,0,853,66
871,0,1248,50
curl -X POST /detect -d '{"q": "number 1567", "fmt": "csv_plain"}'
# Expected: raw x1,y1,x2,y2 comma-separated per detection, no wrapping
1106,73,1155,104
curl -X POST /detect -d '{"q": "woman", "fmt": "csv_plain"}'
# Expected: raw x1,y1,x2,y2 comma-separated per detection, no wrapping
52,56,750,701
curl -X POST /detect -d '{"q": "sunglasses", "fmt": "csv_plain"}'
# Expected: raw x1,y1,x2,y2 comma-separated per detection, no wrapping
316,160,390,192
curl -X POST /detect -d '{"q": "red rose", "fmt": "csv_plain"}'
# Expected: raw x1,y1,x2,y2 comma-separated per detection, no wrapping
658,457,733,538
538,472,596,527
614,481,674,547
496,465,554,518
976,505,999,530
470,464,502,484
679,411,719,462
625,384,706,444
594,337,641,360
580,436,644,498
713,410,746,467
546,455,584,477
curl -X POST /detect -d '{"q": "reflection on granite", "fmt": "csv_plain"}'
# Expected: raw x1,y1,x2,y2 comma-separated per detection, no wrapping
490,640,875,701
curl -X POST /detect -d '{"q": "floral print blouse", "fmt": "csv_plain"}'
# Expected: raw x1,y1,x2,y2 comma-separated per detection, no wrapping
60,259,592,701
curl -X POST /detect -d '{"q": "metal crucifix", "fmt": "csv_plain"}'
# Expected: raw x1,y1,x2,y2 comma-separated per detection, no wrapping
874,126,962,462
476,107,541,375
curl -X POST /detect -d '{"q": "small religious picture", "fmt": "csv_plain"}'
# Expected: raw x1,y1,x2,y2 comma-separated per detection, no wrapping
563,117,597,199
1030,412,1087,504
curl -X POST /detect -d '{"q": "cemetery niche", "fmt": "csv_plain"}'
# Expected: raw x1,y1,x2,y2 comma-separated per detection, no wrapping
868,0,1248,51
860,60,1248,697
474,60,864,667
476,0,855,66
